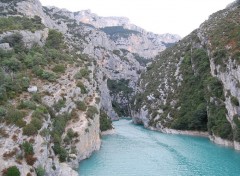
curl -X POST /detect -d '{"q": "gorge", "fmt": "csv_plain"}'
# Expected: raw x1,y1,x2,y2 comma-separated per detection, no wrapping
0,0,240,175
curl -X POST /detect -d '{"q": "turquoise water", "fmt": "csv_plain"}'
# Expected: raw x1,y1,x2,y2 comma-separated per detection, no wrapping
79,120,240,176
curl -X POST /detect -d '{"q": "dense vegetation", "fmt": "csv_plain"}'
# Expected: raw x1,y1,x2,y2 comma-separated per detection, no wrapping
100,110,112,131
170,49,210,131
133,28,233,140
0,16,44,33
107,79,133,117
100,26,140,40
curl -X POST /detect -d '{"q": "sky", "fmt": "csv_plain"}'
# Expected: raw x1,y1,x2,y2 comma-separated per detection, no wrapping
39,0,234,37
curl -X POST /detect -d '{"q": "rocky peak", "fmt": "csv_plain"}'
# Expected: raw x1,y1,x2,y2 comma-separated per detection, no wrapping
73,10,130,29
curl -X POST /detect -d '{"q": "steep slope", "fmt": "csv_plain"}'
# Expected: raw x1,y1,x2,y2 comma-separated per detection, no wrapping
132,1,240,150
40,5,180,119
0,1,99,175
0,0,179,175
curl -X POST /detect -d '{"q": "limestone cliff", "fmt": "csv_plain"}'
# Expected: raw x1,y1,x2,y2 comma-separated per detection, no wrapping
132,1,240,150
40,4,180,119
0,0,179,175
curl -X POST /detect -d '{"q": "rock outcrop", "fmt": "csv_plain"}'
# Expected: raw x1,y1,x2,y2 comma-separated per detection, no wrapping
40,4,180,119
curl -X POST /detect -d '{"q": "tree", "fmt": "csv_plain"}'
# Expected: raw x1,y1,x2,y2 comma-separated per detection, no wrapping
6,166,20,176
46,30,64,49
1,33,24,53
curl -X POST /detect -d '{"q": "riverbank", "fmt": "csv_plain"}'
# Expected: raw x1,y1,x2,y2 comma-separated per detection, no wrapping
150,127,209,137
147,125,240,150
101,129,116,135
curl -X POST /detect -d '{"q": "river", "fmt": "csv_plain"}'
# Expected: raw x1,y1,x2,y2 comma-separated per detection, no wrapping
79,119,240,176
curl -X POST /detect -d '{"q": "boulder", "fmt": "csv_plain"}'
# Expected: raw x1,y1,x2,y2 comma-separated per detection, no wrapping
0,43,11,50
28,86,38,93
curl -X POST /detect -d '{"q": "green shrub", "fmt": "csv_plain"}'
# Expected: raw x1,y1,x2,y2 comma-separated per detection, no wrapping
23,123,38,136
52,64,66,73
20,77,30,90
53,99,66,112
23,52,46,68
74,68,90,79
36,166,45,176
22,141,34,155
45,48,67,61
45,105,56,119
86,106,98,119
208,103,233,140
133,53,150,66
51,113,71,142
231,96,239,106
66,129,78,139
40,128,50,137
0,107,6,117
76,81,87,94
31,93,42,103
18,100,36,110
46,29,64,49
15,119,26,127
233,115,240,142
0,74,29,96
112,101,126,117
41,71,56,82
5,166,20,176
0,16,44,33
213,49,227,66
32,106,47,120
0,86,7,103
52,144,68,162
2,56,22,71
206,77,225,100
76,101,87,111
31,118,42,130
1,33,24,53
100,110,112,131
32,66,56,82
6,108,25,126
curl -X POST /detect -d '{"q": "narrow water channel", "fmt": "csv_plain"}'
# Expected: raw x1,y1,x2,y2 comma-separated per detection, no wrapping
79,119,240,176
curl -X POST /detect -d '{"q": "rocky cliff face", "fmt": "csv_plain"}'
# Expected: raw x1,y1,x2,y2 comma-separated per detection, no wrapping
40,4,180,119
132,1,240,150
0,0,179,175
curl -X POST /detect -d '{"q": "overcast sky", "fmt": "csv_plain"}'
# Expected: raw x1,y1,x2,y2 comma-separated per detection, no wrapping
39,0,234,37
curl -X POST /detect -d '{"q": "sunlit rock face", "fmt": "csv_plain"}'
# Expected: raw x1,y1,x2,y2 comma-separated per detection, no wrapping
0,0,180,175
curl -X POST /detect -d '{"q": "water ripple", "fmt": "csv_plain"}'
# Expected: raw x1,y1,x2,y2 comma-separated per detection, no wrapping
79,120,240,176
